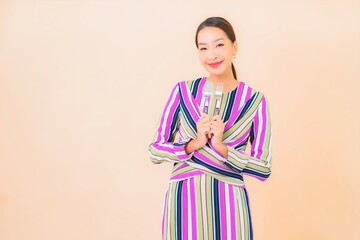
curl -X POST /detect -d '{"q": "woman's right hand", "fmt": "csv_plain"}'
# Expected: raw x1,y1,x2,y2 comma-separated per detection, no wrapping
184,112,210,155
194,112,210,148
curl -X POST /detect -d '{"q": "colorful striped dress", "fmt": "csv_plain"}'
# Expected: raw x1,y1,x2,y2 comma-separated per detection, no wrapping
148,77,272,240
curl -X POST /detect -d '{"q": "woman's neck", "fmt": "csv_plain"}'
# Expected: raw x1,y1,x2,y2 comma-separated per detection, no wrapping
207,71,238,92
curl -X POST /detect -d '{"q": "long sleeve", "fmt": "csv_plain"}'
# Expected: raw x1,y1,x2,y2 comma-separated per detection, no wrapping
224,95,272,181
148,83,194,164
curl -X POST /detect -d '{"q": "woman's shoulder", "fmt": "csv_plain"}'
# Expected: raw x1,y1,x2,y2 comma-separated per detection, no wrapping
170,77,204,91
178,77,204,86
240,80,268,102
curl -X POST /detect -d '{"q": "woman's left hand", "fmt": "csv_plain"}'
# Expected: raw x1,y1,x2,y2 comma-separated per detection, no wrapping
208,115,225,146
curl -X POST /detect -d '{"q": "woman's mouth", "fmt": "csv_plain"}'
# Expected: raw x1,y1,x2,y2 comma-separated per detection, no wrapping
208,60,223,68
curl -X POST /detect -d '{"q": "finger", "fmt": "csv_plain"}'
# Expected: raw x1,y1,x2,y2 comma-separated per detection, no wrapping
212,115,220,121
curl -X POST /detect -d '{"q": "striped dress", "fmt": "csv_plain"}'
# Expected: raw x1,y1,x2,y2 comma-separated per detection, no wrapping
148,77,272,240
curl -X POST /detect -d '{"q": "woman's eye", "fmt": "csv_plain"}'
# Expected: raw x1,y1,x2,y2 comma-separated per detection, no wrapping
200,48,207,51
217,43,224,47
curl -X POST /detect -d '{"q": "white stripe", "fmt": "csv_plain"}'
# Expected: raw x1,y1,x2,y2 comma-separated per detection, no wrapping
236,189,245,240
200,175,208,239
187,179,192,240
149,152,177,163
159,86,179,143
224,111,257,142
254,98,264,159
166,184,172,240
184,82,201,119
228,150,248,164
225,183,232,239
266,130,272,166
238,85,249,111
179,118,194,140
186,162,218,174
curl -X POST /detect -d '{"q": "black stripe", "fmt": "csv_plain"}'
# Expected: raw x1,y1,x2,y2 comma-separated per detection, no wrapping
176,181,183,240
249,122,255,144
243,188,253,240
191,77,202,99
235,140,248,151
168,106,180,141
178,85,197,133
235,92,259,123
242,168,271,179
223,89,236,122
191,156,243,181
213,178,221,240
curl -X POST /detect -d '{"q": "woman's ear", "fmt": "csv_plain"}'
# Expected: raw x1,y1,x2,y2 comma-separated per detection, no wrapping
233,40,238,55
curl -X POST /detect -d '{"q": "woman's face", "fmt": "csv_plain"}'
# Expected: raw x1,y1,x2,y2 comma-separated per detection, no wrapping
197,26,237,77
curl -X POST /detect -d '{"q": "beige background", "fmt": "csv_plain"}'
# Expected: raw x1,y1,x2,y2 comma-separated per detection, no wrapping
0,0,359,239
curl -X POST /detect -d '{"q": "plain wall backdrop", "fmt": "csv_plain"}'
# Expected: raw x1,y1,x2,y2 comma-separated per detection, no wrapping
0,0,359,239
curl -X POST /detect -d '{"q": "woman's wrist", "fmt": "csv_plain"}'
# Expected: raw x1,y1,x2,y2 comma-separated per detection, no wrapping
212,142,228,158
185,138,202,154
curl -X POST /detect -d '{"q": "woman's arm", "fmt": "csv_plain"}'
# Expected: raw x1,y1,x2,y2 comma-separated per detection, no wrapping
148,83,194,164
222,95,272,181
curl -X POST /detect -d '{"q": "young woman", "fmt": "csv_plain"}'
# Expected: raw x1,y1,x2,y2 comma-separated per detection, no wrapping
148,16,272,240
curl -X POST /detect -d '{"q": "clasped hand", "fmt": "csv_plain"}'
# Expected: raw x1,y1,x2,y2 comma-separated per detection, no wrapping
196,112,225,148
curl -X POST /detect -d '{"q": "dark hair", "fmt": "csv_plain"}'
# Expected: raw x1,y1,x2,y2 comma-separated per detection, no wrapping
195,17,237,80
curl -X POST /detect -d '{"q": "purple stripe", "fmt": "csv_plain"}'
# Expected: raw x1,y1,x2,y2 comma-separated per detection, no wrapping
156,84,180,142
242,172,267,181
195,77,206,103
225,82,245,129
194,151,234,172
173,162,189,172
182,179,188,239
229,185,236,239
162,191,167,239
251,107,260,157
179,81,200,122
256,98,267,159
189,177,197,240
154,144,175,155
170,170,204,180
208,141,225,158
219,181,227,240
231,128,252,146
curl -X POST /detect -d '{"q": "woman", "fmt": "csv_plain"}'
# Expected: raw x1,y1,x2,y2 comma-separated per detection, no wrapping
148,16,272,240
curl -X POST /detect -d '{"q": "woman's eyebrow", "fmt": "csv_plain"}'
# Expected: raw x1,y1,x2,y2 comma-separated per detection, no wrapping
198,38,225,45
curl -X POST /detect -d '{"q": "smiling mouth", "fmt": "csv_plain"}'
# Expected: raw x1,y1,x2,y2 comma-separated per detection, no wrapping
208,61,223,68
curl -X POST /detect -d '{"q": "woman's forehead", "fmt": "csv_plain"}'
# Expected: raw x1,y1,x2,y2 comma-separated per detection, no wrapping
197,27,228,44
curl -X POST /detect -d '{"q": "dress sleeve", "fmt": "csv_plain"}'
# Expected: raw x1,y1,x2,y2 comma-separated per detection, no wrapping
224,95,272,181
148,83,194,164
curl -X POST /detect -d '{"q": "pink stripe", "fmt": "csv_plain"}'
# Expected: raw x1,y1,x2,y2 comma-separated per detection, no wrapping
189,177,197,240
225,82,244,130
182,179,188,239
156,84,180,142
194,151,234,172
179,81,200,122
170,170,204,180
256,98,267,159
242,172,268,181
245,86,252,99
219,181,227,240
208,141,225,158
162,191,167,239
229,186,237,239
231,128,252,146
195,77,206,103
251,107,260,157
154,144,176,155
173,162,189,172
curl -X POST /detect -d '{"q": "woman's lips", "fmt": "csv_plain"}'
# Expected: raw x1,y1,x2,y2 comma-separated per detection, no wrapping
208,60,223,68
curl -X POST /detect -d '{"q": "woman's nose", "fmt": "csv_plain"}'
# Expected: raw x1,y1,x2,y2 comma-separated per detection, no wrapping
207,52,218,61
